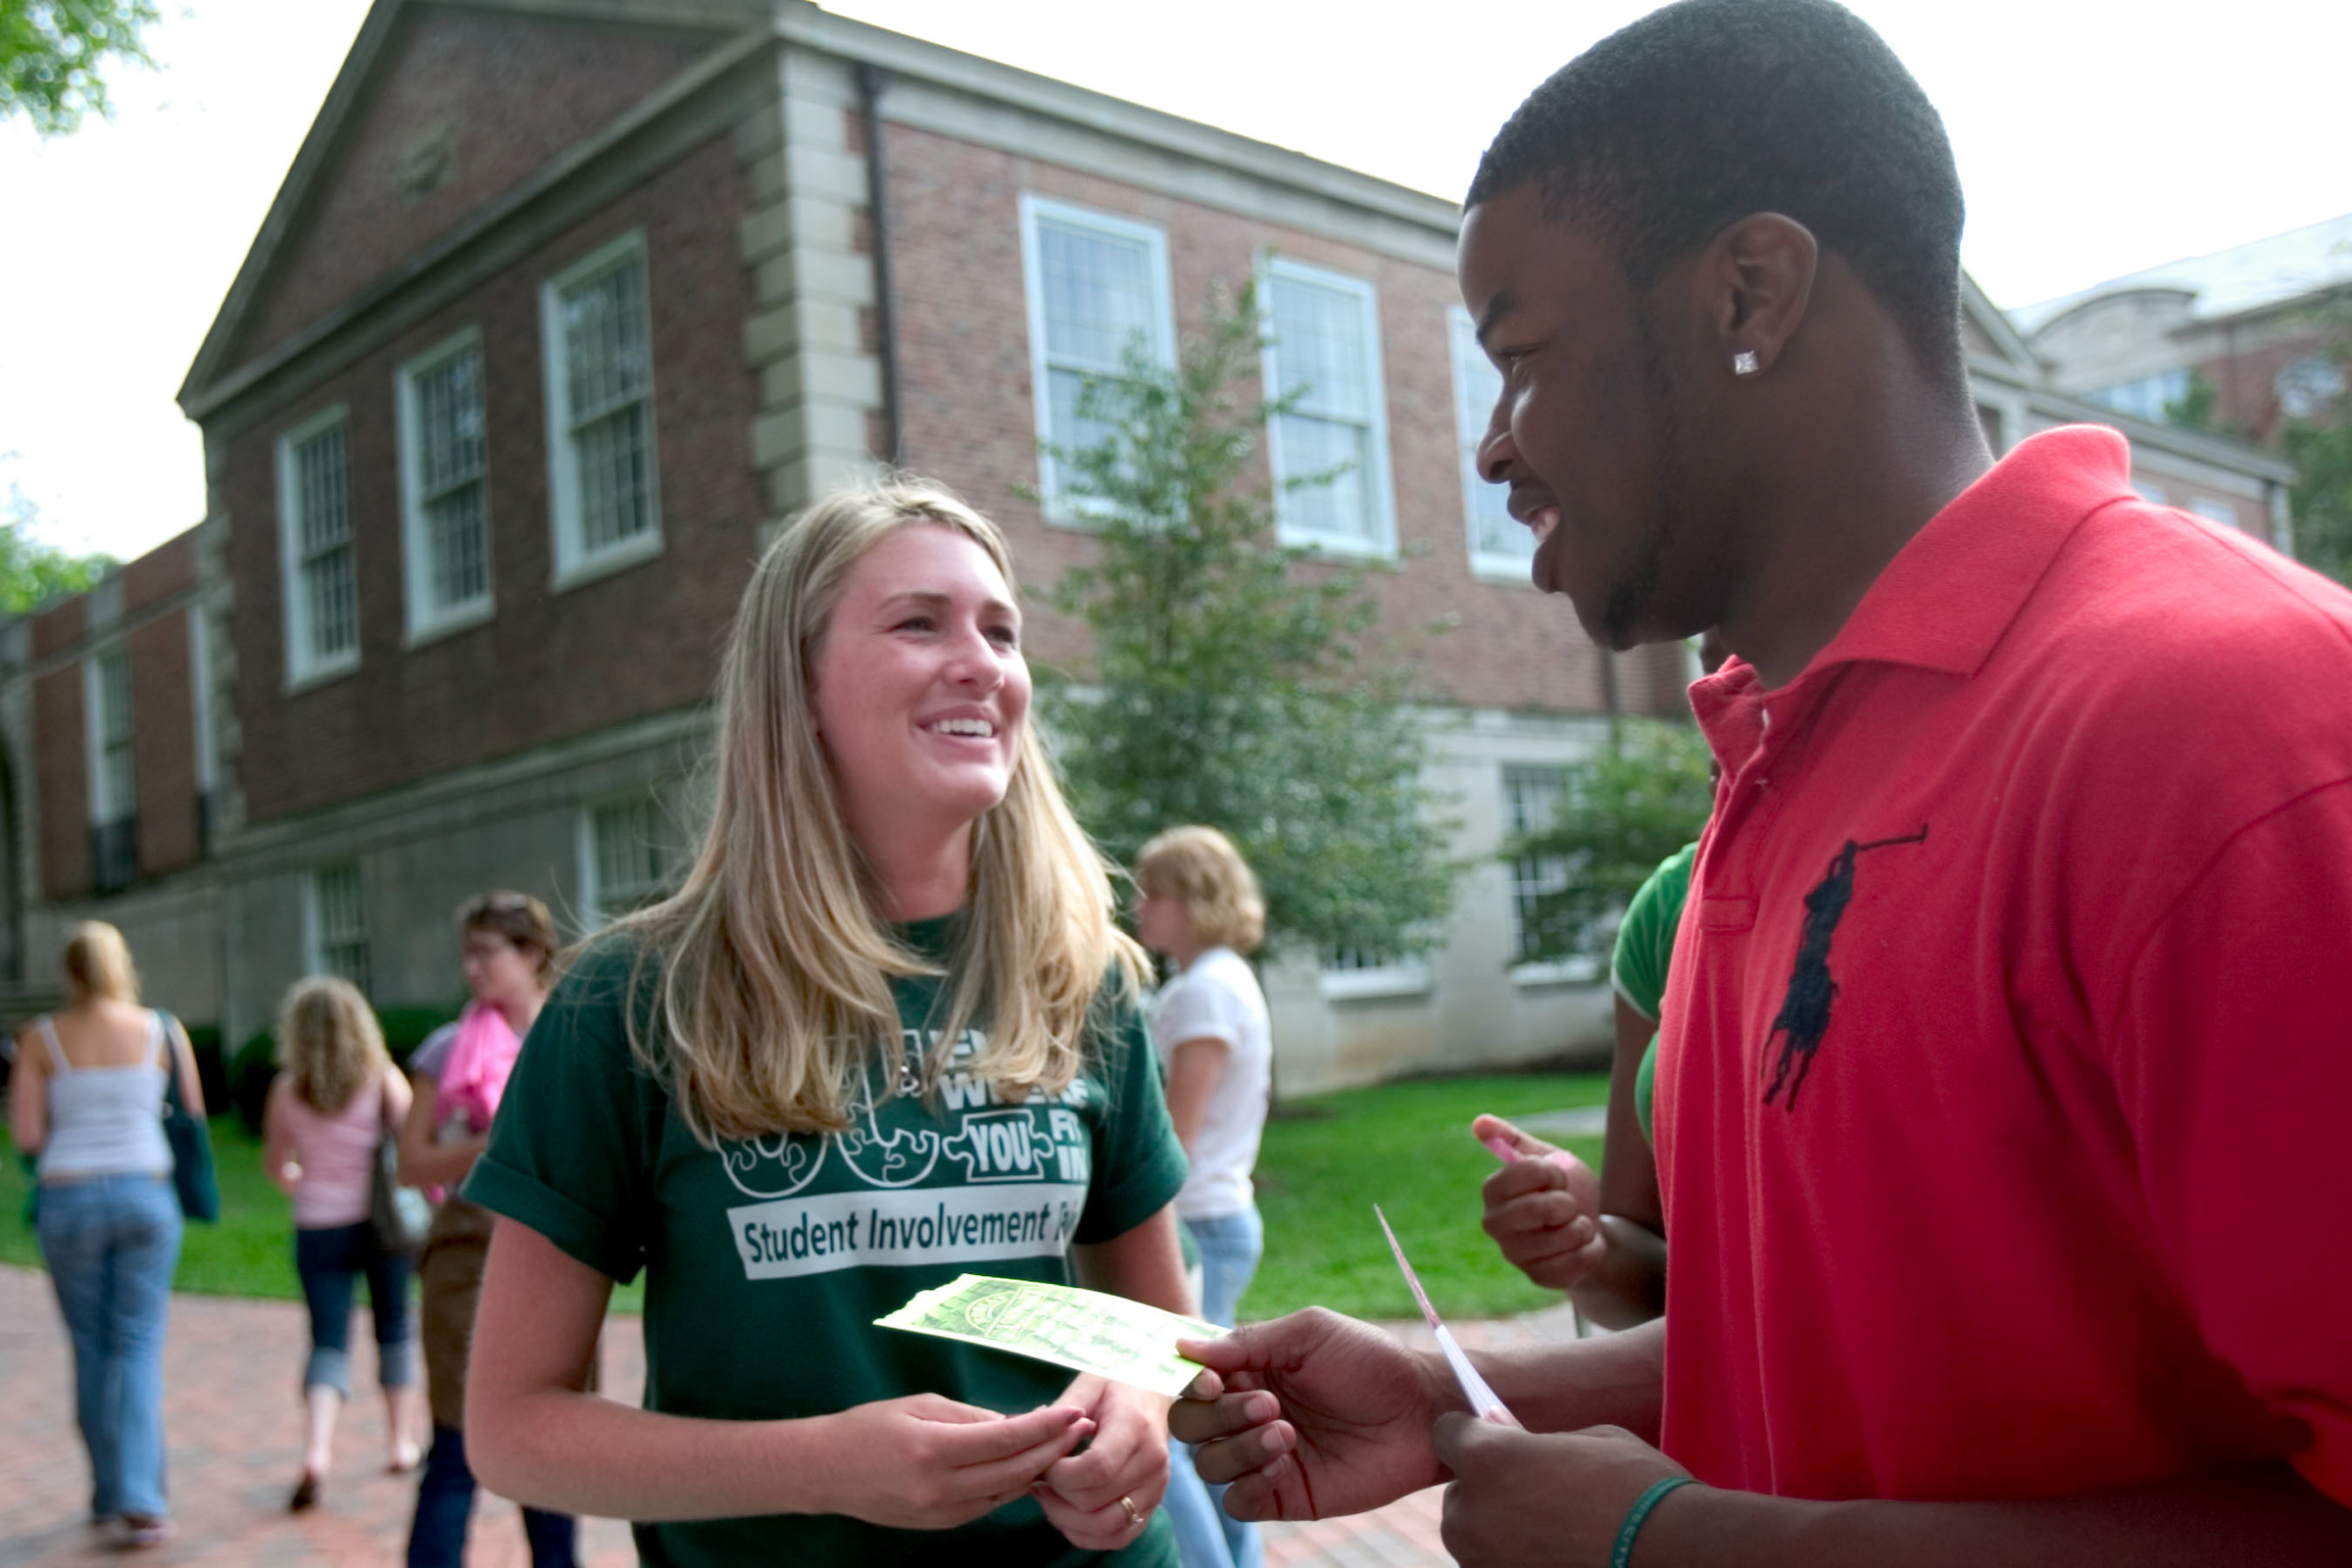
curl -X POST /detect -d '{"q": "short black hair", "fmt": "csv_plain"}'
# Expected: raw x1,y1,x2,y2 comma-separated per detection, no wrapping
1469,0,1966,379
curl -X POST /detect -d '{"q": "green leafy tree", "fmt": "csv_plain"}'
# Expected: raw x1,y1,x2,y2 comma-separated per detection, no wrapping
1040,281,1455,961
1,481,114,612
0,0,161,136
2162,368,2219,432
2285,411,2352,586
1502,718,1713,965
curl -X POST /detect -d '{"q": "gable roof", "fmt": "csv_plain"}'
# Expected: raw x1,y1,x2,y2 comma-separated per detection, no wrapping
176,0,767,416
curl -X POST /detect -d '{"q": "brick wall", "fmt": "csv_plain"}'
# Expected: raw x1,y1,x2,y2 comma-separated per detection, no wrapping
128,609,201,876
880,122,1623,719
34,665,86,899
120,533,195,616
220,132,762,824
238,9,718,364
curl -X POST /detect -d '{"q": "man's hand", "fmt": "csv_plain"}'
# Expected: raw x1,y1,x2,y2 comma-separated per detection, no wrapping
1172,1307,1455,1521
1037,1373,1169,1550
1433,1414,1692,1568
1475,1114,1607,1292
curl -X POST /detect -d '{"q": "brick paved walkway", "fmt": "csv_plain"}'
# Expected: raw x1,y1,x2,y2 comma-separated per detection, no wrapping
0,1264,1583,1566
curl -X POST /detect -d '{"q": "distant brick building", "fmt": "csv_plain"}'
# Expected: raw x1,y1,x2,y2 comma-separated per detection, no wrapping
0,0,2301,1088
2020,212,2352,465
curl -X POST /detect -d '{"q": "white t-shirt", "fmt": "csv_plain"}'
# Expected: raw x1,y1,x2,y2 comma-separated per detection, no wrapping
1148,947,1272,1222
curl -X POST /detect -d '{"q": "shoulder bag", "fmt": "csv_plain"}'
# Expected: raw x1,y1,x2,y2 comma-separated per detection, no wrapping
369,1074,433,1254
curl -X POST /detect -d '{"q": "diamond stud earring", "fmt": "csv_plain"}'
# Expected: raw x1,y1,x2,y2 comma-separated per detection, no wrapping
1732,350,1760,376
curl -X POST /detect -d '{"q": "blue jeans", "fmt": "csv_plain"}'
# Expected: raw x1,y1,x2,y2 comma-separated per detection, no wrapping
37,1173,182,1521
1166,1205,1265,1568
294,1221,416,1397
408,1423,577,1567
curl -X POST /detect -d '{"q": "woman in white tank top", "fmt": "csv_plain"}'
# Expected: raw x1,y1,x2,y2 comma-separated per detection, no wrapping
263,976,424,1511
9,922,204,1550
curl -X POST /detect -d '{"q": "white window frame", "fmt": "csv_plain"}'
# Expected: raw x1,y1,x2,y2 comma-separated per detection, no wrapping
274,405,361,689
1501,763,1600,986
2188,497,2241,530
83,644,134,827
1018,195,1177,522
396,326,495,643
1319,946,1431,1002
541,230,662,590
1450,305,1527,581
576,794,672,931
1260,256,1396,559
304,860,370,994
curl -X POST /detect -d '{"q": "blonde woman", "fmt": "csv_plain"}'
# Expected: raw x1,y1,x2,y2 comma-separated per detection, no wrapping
1135,827,1272,1568
463,478,1193,1566
263,977,424,1510
10,922,205,1548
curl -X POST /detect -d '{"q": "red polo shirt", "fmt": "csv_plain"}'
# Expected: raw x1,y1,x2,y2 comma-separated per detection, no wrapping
1655,425,2352,1507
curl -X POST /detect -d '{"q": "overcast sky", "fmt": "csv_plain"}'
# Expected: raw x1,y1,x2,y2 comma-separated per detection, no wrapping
4,0,2345,564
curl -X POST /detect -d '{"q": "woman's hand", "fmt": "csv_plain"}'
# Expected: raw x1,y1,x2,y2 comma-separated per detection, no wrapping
810,1393,1097,1531
1474,1114,1607,1292
1037,1373,1171,1549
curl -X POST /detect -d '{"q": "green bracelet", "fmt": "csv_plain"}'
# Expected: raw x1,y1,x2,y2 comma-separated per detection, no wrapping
1610,1475,1694,1568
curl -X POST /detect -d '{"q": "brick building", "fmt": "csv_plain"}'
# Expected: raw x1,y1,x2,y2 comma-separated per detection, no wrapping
0,0,2302,1088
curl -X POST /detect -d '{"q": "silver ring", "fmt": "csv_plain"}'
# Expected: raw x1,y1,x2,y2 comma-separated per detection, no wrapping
1118,1494,1144,1530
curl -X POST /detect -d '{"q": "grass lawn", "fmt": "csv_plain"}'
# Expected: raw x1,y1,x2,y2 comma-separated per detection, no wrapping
5,1071,1608,1324
1,1120,646,1313
1241,1071,1607,1323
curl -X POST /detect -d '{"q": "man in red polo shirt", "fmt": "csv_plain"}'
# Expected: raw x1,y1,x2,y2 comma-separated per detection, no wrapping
1170,0,2352,1562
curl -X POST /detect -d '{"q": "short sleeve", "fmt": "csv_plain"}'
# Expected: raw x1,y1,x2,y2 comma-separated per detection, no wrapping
1612,843,1697,1022
1152,964,1245,1053
2117,779,2352,1506
1075,985,1187,1246
464,941,664,1284
407,1023,461,1082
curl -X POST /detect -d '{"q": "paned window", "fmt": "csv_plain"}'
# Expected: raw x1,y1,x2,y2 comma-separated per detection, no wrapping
398,331,491,634
276,410,359,682
1264,259,1394,555
544,233,659,581
1019,196,1174,514
90,647,134,825
1320,943,1431,999
309,862,370,995
581,796,671,927
1451,306,1525,575
1503,764,1575,964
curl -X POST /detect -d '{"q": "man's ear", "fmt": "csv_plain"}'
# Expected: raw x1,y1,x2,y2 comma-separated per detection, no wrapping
1707,213,1819,379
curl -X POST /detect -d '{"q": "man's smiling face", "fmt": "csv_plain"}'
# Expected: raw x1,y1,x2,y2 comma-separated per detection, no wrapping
1458,185,1717,650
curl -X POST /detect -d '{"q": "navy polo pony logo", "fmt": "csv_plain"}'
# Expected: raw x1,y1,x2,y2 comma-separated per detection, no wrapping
1761,825,1930,1109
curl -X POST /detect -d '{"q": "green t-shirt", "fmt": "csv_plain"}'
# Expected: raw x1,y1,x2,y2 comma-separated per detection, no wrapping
1610,842,1697,1146
466,919,1187,1568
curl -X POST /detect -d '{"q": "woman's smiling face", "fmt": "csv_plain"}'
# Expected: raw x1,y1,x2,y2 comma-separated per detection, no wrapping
808,523,1031,851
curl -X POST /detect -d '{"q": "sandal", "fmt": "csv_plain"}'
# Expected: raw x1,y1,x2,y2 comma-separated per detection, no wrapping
288,1470,321,1512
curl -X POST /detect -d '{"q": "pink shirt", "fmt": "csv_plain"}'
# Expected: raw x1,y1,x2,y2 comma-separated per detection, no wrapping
281,1074,391,1229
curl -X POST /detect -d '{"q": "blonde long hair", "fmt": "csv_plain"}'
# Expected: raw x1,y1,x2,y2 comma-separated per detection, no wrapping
612,476,1147,1144
276,976,389,1115
63,921,140,1004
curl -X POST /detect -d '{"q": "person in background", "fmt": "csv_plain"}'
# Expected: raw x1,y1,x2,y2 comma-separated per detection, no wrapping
10,921,204,1549
396,891,576,1568
264,975,425,1511
1134,825,1273,1568
457,476,1192,1566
